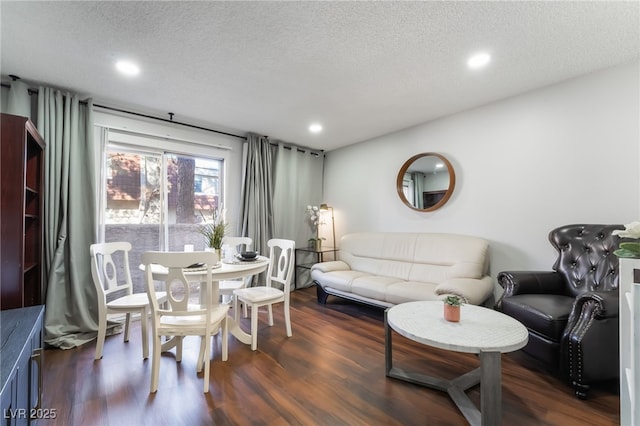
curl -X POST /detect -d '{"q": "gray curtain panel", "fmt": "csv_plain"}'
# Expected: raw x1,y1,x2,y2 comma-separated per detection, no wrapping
272,141,323,248
38,88,99,349
240,135,324,289
6,80,32,118
413,172,426,210
272,142,324,289
241,133,276,259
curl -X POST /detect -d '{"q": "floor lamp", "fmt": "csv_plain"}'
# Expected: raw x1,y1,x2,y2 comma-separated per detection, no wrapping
319,203,336,248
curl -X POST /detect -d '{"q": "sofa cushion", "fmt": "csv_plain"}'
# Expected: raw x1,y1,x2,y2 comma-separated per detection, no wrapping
351,275,401,300
316,270,369,293
500,294,574,342
385,281,439,304
409,234,489,280
340,232,489,280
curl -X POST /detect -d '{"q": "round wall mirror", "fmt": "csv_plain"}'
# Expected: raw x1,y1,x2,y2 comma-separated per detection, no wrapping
396,153,456,212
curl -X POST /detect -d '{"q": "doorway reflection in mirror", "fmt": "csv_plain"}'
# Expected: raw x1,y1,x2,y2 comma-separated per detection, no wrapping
396,153,455,212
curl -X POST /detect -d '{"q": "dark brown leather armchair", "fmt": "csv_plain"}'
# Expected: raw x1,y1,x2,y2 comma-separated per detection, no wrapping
495,224,626,399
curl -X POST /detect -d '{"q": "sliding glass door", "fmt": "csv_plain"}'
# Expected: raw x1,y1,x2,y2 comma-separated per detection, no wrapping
165,154,223,252
101,146,223,293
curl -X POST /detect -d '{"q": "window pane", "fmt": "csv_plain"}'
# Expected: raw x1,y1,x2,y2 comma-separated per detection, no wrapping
104,151,162,293
101,147,224,297
166,154,222,252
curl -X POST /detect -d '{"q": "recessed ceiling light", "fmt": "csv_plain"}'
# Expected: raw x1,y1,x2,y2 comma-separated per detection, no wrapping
309,123,323,134
467,52,491,69
115,60,140,76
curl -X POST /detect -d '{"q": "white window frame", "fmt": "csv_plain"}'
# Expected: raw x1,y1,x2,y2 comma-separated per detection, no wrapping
94,110,233,249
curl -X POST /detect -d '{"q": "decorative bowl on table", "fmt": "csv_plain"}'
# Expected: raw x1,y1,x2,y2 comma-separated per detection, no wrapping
238,251,259,260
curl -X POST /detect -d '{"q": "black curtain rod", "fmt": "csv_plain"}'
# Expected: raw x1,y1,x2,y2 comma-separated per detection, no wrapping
93,104,247,140
274,144,322,156
1,82,247,140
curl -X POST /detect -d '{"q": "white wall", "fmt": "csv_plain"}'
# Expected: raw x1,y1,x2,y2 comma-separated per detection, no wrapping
324,61,640,289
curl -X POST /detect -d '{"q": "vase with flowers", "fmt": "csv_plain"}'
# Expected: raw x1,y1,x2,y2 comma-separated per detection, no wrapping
612,221,640,258
306,205,325,250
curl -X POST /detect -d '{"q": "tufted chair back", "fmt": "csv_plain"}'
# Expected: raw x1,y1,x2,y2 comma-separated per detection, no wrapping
550,224,623,297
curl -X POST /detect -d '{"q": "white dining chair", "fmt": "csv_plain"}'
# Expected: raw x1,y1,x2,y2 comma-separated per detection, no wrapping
142,250,229,393
90,241,167,361
233,239,295,351
220,236,253,317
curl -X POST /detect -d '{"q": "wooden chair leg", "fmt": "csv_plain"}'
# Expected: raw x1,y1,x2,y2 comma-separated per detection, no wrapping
150,335,161,393
94,314,107,360
203,335,211,393
234,297,240,322
267,305,274,326
140,308,149,359
284,302,292,337
251,305,259,351
176,336,183,362
573,382,590,400
123,312,132,342
221,318,228,361
196,336,206,373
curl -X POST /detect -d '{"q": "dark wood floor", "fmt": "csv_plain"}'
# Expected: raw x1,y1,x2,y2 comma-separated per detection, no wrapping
36,286,619,426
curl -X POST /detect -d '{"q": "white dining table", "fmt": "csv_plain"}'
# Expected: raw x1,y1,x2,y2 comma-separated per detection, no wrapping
140,256,269,346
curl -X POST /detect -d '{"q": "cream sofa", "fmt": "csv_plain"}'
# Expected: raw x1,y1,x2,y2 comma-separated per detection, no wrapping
311,232,494,307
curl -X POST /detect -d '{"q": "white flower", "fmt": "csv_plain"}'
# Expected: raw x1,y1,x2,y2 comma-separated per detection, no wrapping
305,205,321,229
613,221,640,239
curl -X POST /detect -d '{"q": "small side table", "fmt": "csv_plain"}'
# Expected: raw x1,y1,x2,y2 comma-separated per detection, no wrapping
294,246,338,289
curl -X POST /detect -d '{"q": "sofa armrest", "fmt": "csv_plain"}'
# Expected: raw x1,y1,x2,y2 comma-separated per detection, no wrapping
573,290,619,319
310,260,350,274
435,276,494,305
562,290,620,392
497,271,565,297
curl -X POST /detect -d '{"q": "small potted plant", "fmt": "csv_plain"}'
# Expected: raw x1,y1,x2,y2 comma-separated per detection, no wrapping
199,205,227,258
308,237,326,251
443,295,464,322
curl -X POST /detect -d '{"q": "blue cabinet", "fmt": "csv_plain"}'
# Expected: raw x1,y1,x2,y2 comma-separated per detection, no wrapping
0,306,44,425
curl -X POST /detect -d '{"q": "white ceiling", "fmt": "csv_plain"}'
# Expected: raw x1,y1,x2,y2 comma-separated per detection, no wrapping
1,1,638,152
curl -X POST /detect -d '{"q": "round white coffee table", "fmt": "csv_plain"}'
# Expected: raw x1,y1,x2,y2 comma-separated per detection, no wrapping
385,301,528,426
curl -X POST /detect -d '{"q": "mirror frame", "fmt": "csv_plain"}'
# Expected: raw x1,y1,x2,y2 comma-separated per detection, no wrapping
396,152,456,212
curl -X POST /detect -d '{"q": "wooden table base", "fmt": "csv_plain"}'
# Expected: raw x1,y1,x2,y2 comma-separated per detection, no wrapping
385,312,502,426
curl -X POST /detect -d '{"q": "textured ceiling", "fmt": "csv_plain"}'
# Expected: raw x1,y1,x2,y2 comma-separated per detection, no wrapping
1,1,638,151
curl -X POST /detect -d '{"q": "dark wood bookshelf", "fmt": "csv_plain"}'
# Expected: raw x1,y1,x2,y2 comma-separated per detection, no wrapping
1,113,46,310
